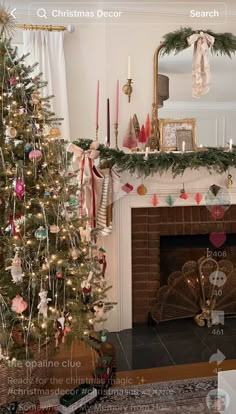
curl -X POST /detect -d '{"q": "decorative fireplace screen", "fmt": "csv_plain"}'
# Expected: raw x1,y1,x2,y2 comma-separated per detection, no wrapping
152,257,236,327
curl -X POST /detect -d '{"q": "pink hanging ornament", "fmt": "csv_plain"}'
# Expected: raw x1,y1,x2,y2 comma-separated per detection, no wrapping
10,77,17,86
123,117,138,149
145,114,151,138
29,149,42,162
152,194,159,206
121,183,133,193
11,295,28,314
138,125,147,147
194,192,202,205
15,178,25,200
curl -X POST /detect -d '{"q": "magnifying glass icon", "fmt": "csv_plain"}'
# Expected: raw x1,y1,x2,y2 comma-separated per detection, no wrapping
37,8,47,19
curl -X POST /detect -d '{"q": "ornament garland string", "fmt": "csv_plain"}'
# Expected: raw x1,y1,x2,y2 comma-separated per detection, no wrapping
74,139,236,178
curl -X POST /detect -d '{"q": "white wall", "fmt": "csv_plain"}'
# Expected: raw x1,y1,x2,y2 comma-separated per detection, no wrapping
12,1,236,146
67,22,236,147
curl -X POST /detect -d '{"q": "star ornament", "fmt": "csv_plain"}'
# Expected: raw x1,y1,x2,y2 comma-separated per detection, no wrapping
0,4,16,38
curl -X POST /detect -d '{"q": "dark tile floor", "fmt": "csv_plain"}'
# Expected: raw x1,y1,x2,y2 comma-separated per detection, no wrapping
107,317,236,371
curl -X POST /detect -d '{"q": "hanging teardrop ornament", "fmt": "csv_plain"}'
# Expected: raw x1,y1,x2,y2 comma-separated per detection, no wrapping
15,178,25,201
194,192,202,205
225,173,233,189
137,183,147,196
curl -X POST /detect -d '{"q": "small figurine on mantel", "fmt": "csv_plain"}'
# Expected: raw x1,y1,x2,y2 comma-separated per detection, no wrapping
146,135,159,151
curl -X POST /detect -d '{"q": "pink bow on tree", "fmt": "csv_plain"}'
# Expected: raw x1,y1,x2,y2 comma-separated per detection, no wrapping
67,142,100,163
67,142,100,227
187,31,215,98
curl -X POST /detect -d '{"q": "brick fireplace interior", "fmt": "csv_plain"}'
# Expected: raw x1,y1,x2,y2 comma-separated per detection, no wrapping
131,206,236,324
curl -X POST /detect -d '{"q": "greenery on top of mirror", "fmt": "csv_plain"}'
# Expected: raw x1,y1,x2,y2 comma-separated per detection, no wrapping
161,27,236,58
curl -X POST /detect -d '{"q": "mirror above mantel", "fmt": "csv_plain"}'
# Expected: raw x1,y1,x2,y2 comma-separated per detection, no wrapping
152,29,236,148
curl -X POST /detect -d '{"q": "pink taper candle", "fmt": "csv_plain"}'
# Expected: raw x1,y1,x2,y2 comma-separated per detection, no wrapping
96,80,100,130
115,80,119,124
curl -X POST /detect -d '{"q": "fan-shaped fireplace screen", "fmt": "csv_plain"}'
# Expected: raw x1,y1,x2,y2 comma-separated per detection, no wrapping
152,257,236,327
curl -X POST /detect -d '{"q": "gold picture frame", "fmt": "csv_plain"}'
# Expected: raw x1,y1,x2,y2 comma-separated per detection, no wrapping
159,118,196,151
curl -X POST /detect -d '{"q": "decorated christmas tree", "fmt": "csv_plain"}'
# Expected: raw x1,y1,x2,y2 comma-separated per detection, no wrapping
0,7,112,362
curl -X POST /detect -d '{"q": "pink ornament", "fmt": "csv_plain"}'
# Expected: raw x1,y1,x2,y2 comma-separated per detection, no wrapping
194,192,202,205
15,178,25,200
29,149,42,162
152,194,159,206
11,295,28,314
122,183,133,193
10,77,17,86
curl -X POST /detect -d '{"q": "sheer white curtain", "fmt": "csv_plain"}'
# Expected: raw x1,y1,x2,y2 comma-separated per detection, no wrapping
23,30,70,141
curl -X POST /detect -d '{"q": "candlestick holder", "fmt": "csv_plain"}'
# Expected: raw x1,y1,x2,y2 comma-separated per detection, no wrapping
122,79,133,103
114,123,119,149
95,127,98,141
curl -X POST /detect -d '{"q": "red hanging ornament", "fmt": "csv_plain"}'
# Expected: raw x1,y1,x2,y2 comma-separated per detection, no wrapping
56,271,64,279
99,248,107,277
15,178,25,200
145,114,151,138
180,185,189,200
9,213,23,236
138,125,147,146
152,194,159,206
194,192,202,205
137,183,147,195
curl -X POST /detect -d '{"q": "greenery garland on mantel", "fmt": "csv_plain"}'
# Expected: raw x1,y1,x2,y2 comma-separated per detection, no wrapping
74,139,236,178
161,27,236,57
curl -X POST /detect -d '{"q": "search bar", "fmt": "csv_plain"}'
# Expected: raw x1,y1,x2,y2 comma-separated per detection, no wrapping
29,2,227,25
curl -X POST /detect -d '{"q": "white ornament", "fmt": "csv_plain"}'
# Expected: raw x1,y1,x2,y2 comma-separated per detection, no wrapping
5,251,24,283
79,223,91,243
37,290,52,319
81,271,93,291
94,302,105,320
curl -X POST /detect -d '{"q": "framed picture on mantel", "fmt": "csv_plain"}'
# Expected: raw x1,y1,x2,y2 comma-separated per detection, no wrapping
159,118,196,151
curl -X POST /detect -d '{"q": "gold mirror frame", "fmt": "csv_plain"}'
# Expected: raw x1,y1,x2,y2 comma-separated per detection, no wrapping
151,43,165,141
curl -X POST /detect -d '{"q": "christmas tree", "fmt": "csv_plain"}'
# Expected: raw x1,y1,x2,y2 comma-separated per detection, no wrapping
0,6,112,361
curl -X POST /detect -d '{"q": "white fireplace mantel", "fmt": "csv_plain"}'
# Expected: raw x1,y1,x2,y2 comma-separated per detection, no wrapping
102,167,236,332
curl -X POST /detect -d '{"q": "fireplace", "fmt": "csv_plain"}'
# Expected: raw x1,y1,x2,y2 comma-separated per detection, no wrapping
101,167,236,332
132,205,236,324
